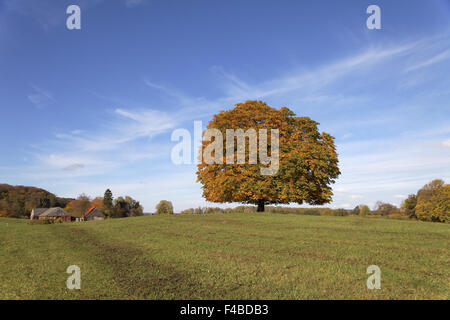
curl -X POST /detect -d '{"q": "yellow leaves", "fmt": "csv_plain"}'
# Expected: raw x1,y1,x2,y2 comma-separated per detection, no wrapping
416,182,449,223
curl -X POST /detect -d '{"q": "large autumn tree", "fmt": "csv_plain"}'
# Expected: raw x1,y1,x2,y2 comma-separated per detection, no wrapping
196,100,340,212
415,179,449,223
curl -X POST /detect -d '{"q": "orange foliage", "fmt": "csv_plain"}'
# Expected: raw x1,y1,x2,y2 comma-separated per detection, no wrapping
196,101,340,210
91,197,104,211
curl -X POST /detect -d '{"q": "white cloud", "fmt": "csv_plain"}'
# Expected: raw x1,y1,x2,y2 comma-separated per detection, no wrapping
443,139,450,148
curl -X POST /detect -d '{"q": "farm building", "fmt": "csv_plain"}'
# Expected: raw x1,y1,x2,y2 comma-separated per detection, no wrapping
30,208,48,220
30,206,104,222
30,207,71,222
80,207,104,221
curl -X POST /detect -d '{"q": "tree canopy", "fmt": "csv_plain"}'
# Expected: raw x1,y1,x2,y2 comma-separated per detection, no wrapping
416,179,449,222
111,196,143,218
196,101,340,211
0,184,72,218
401,194,417,219
65,194,92,218
359,205,371,216
374,201,399,216
103,189,114,218
156,200,174,214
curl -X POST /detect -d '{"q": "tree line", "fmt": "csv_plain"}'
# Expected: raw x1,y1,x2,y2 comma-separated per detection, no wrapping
0,184,72,218
0,184,143,219
176,179,448,223
1,178,447,223
65,189,143,218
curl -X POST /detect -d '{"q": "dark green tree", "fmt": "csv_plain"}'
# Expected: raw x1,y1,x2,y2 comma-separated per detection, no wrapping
103,189,114,218
401,194,417,219
111,196,144,218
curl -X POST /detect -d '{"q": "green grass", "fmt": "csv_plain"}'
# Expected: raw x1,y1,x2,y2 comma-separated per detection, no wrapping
0,213,448,299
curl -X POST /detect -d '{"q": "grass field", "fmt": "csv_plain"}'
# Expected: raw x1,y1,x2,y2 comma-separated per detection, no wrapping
0,213,448,299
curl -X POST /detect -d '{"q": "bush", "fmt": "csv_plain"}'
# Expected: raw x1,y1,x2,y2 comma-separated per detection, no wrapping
204,207,224,214
156,200,174,214
29,218,55,225
54,217,64,223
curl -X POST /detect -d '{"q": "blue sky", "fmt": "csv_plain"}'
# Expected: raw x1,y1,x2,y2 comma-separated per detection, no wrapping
1,0,449,212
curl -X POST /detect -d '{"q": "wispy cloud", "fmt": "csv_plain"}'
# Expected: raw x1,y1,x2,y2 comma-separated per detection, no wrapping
19,107,177,183
223,42,420,101
54,108,176,153
142,39,425,120
63,163,85,171
27,84,54,108
405,49,450,72
125,0,145,8
331,131,450,207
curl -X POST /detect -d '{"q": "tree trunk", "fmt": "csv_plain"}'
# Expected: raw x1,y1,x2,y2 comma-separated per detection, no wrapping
257,199,265,212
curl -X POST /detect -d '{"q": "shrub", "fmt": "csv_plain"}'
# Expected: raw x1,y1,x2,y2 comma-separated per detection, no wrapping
156,200,174,214
29,218,55,225
333,208,349,216
54,217,64,223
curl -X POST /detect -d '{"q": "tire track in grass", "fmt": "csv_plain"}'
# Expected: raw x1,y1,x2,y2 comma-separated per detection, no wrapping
55,224,206,299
